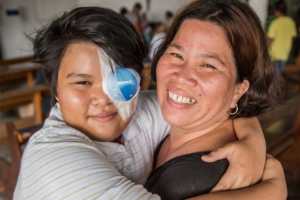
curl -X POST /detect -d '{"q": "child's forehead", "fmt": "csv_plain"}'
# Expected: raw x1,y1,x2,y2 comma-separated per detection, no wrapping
58,43,105,77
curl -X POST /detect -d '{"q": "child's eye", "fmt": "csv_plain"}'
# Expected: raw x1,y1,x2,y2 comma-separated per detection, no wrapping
75,81,92,86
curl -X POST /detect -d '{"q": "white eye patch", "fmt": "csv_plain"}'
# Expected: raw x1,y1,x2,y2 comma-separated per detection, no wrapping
97,48,140,120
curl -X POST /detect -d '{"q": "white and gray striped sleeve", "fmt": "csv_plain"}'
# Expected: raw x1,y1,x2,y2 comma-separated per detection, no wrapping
14,138,160,200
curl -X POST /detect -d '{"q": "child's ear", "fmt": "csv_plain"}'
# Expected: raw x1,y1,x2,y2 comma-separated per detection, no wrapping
231,80,249,108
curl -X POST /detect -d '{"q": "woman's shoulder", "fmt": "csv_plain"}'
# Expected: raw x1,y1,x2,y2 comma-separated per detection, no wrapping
145,152,229,199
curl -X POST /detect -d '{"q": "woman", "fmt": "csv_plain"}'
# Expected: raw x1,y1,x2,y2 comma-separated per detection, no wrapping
14,6,285,200
145,0,285,199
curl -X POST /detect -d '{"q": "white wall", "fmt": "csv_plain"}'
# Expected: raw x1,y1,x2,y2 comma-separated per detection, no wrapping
147,0,191,22
0,0,31,59
0,0,76,59
78,0,143,12
0,0,269,59
248,0,269,29
77,0,191,22
0,0,189,59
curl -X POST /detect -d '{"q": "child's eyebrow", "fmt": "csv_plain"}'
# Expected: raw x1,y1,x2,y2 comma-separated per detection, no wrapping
66,73,92,78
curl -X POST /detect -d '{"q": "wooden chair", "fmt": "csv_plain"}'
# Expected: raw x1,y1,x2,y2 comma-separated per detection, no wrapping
0,122,39,200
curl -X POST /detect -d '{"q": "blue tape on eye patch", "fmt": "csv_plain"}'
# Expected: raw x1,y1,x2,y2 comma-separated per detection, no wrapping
105,68,140,102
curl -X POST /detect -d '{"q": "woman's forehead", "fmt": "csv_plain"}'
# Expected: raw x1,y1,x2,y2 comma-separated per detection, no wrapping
171,19,235,66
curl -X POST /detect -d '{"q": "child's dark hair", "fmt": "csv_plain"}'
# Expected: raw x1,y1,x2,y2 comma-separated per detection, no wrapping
33,7,146,101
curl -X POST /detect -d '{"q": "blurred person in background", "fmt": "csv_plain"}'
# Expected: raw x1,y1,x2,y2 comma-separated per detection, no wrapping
267,0,297,72
164,10,174,31
128,2,144,34
148,23,167,62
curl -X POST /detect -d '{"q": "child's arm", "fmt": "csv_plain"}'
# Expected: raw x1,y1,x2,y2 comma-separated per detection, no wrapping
187,155,287,200
202,117,266,190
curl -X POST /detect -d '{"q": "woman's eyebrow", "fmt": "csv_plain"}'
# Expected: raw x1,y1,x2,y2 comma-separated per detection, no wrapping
168,43,228,66
198,52,226,66
168,43,182,50
66,73,92,78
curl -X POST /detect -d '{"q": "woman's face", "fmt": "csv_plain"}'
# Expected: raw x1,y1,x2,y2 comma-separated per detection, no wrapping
56,42,130,141
156,19,249,132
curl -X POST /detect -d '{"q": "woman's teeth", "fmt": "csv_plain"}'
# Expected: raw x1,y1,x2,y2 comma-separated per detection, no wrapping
168,91,196,105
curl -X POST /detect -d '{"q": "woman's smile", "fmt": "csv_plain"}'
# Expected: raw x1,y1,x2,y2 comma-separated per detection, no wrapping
168,90,197,105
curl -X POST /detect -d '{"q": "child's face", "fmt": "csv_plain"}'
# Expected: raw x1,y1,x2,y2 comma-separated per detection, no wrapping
56,42,131,141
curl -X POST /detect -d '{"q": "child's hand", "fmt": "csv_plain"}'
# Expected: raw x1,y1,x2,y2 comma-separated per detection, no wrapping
202,140,265,191
262,154,286,182
261,155,287,199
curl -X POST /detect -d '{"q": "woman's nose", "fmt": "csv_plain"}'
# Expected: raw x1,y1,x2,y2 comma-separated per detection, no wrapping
175,65,197,86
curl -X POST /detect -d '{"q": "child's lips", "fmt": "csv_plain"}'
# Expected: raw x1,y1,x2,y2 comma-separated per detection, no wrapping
90,112,118,122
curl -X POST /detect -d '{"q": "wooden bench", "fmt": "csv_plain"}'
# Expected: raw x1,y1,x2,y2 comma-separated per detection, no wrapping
0,56,33,66
283,55,300,92
0,84,49,124
0,62,42,87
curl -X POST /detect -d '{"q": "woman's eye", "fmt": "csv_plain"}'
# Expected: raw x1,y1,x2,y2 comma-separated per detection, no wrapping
199,63,216,70
169,52,183,60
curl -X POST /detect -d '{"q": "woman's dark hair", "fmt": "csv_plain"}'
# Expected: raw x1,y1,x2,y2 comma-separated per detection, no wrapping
152,0,282,117
33,7,146,101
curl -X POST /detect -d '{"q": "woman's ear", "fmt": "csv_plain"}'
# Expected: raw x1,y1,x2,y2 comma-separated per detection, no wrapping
231,80,249,108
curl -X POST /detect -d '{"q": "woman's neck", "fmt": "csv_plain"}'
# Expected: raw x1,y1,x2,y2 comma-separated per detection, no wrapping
169,119,227,150
156,119,236,167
